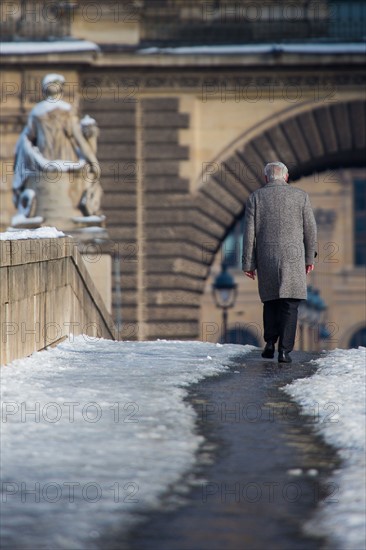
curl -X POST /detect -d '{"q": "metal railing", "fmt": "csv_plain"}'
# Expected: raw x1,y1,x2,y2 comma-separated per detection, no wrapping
0,1,74,41
140,0,366,45
1,0,365,44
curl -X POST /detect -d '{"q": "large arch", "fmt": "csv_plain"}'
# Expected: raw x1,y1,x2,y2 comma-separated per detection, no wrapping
192,98,365,263
340,321,366,349
146,98,365,339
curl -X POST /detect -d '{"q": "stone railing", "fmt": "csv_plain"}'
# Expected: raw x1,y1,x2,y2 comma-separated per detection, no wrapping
0,236,115,366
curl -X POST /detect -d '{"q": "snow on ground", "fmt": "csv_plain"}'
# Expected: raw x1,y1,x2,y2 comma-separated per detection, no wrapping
0,337,251,549
284,347,366,550
0,227,65,240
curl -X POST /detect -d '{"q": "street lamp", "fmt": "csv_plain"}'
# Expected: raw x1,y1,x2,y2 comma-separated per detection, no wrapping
306,286,318,350
312,289,327,349
212,262,237,344
297,300,308,351
305,286,328,350
297,285,329,352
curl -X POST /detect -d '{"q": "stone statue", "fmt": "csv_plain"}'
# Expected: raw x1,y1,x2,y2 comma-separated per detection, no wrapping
12,74,103,227
78,114,103,217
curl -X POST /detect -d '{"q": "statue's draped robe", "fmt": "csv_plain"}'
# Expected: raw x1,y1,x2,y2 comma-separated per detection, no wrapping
13,101,95,193
12,98,101,216
27,105,78,163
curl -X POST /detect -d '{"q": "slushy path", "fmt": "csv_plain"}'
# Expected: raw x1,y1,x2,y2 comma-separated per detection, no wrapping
121,350,340,550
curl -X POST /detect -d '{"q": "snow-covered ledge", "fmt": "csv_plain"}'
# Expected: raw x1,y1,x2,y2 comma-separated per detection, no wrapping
0,233,115,366
0,40,99,56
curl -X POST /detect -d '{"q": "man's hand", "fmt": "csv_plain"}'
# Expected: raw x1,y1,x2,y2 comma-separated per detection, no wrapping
306,264,314,274
244,270,256,280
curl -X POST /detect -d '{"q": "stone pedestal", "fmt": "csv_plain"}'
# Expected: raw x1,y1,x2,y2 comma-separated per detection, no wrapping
31,169,82,230
11,167,109,238
9,167,112,313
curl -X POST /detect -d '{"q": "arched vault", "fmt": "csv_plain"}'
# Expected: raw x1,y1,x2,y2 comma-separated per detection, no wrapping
149,99,365,339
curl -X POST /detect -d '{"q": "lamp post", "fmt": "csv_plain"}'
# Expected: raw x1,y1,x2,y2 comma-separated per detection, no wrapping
297,300,307,351
306,286,316,349
312,289,327,350
317,293,329,348
297,286,329,352
212,263,237,344
304,286,328,351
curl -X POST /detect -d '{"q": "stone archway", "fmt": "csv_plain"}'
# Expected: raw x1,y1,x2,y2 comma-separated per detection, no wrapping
224,326,260,347
349,326,366,347
83,93,365,340
193,98,365,258
341,321,366,348
146,98,365,339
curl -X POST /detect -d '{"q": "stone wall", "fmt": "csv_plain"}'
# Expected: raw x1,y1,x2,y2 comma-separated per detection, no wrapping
0,237,115,366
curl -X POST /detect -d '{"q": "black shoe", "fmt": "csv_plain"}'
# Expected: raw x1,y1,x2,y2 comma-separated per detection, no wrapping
261,342,275,359
278,351,292,363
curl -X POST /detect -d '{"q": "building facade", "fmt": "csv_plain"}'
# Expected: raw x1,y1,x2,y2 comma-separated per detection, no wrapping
1,0,365,345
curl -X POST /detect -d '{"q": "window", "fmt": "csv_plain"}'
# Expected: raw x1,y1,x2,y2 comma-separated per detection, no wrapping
329,1,366,41
222,216,245,269
353,180,366,266
349,327,366,348
224,327,260,347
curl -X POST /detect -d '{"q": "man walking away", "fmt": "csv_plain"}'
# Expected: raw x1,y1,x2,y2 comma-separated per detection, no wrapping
242,162,317,363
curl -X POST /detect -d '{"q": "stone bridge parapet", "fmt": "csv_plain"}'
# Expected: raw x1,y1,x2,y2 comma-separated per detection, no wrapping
0,236,115,366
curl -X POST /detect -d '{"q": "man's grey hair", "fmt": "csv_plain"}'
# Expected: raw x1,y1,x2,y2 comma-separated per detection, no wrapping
264,162,289,182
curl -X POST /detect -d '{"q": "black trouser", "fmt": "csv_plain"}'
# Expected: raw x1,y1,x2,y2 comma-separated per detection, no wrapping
263,298,301,353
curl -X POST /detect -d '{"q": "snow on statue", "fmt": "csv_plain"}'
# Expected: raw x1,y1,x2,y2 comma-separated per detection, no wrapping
12,74,103,225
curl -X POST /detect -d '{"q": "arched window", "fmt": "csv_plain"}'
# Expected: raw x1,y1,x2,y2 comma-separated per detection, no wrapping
224,327,260,347
222,217,245,269
349,327,366,348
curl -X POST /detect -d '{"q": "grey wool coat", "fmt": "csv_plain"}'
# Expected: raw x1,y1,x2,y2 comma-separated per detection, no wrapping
241,179,317,302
